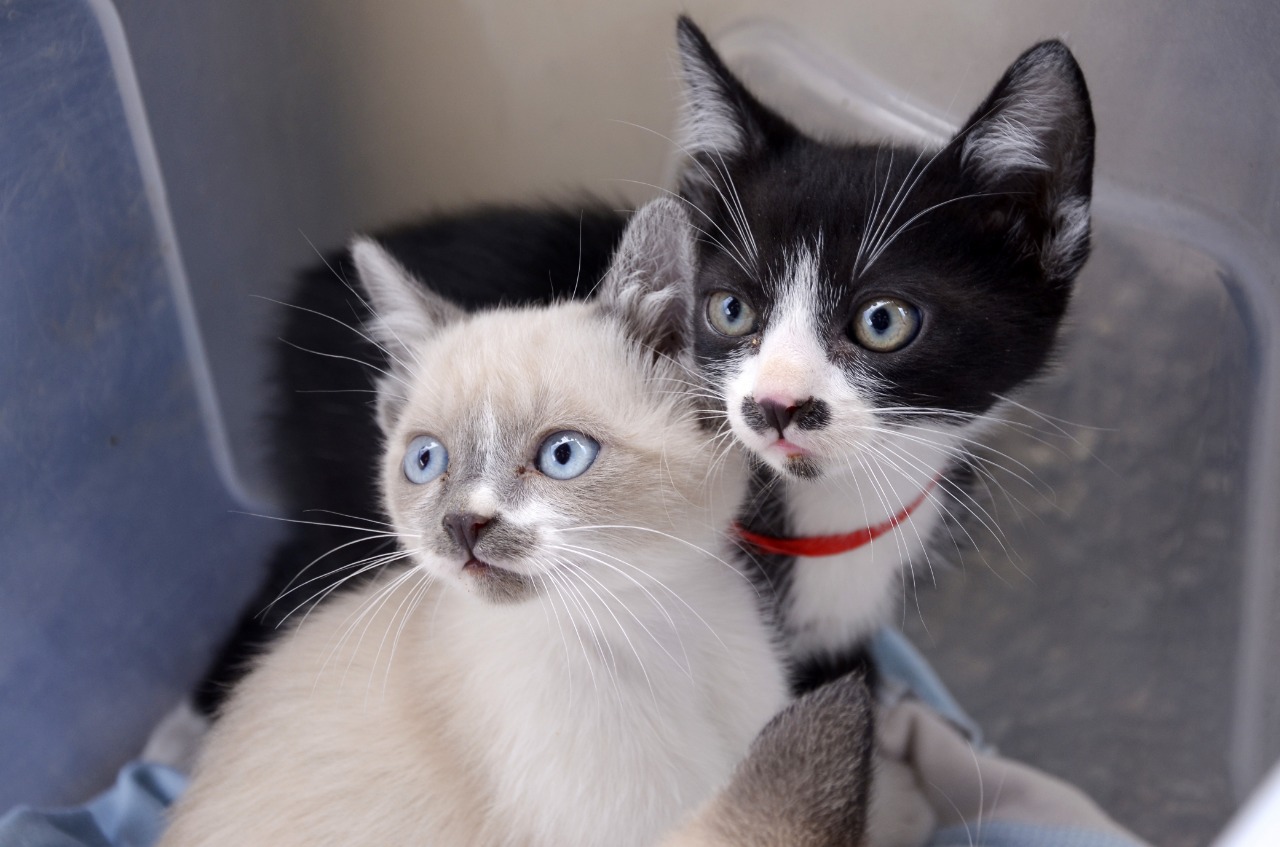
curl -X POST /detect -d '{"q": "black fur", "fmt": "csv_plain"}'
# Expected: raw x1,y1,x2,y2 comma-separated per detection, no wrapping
194,204,627,714
789,644,880,697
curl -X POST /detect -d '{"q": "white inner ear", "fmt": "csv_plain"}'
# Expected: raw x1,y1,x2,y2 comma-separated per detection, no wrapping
676,44,745,159
1043,195,1091,278
960,59,1075,179
351,239,432,356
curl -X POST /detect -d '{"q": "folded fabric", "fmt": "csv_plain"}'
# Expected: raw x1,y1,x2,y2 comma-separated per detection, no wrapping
0,763,184,847
869,629,1149,847
0,629,1150,847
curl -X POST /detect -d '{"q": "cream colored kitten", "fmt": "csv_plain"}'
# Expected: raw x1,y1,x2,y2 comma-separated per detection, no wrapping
160,199,793,847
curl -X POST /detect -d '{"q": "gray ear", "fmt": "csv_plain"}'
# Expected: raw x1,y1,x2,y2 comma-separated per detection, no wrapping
595,197,696,361
349,237,463,431
956,40,1095,281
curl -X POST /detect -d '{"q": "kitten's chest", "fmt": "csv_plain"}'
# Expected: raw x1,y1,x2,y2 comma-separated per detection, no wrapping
448,585,785,847
764,475,946,657
493,683,739,845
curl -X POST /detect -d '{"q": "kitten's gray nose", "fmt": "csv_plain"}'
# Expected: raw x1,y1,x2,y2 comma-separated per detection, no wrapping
443,512,491,555
758,398,810,438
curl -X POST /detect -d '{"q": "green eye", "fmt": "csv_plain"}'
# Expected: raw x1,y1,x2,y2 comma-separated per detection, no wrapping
706,291,759,337
851,298,921,352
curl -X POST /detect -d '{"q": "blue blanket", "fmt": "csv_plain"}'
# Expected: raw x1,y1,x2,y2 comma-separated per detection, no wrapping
0,631,1147,847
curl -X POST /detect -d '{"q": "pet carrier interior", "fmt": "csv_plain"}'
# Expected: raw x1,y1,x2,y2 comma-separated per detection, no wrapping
2,1,1277,844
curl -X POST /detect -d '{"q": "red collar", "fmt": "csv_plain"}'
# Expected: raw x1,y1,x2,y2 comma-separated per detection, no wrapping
734,476,940,558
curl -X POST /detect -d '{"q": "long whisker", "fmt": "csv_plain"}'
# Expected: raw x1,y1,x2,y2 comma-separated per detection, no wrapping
559,524,758,594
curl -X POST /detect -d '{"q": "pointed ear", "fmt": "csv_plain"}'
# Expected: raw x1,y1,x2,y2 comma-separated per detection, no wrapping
595,197,696,361
351,238,463,353
675,17,793,184
350,237,463,432
956,40,1096,281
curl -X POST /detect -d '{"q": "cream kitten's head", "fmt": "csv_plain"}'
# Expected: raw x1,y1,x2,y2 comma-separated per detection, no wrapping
353,198,730,604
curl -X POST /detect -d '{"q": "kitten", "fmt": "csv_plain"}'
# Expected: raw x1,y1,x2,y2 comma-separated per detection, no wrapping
196,17,1094,711
161,198,792,847
669,18,1095,686
194,204,627,714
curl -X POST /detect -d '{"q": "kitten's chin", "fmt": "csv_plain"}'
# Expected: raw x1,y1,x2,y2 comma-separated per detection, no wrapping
460,558,539,605
739,431,826,480
780,454,823,479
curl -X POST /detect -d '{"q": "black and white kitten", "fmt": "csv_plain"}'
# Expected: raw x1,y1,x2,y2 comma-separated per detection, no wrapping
669,18,1094,685
196,18,1093,712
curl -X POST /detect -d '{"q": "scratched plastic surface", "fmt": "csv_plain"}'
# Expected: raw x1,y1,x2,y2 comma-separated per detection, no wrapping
0,0,280,807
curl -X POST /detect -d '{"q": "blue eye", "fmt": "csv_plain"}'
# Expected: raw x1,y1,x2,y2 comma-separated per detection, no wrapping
706,291,759,337
403,435,448,484
536,431,600,480
851,298,921,352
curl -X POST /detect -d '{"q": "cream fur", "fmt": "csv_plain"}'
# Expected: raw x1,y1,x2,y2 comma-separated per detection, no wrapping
162,218,789,847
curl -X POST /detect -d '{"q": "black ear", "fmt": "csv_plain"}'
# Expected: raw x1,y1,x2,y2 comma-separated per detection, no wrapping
675,17,794,182
955,40,1096,282
350,238,464,432
595,197,696,361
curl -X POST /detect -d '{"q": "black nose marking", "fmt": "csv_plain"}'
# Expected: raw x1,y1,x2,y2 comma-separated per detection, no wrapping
793,398,831,431
740,397,770,434
443,512,490,555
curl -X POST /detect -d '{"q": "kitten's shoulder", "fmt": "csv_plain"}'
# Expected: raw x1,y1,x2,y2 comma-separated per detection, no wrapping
163,577,478,847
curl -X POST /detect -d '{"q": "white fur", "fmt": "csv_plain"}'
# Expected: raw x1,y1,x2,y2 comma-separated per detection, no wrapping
1046,195,1090,277
748,248,826,406
163,557,785,847
962,108,1051,177
782,459,948,657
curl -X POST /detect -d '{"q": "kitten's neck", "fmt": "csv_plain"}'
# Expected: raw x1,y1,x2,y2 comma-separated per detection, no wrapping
776,438,954,658
417,546,786,847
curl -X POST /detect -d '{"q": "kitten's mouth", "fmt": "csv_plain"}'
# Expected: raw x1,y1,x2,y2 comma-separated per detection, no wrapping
460,557,536,603
769,437,810,459
463,557,503,575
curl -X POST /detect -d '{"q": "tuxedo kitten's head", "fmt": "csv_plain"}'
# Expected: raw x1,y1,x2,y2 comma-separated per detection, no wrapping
352,198,717,605
674,18,1095,480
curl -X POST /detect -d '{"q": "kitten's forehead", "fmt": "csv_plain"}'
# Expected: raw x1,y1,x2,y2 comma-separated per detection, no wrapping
756,146,962,277
394,302,674,454
408,304,603,415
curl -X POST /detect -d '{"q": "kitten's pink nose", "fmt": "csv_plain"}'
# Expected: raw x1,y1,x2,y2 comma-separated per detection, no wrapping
443,512,490,555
